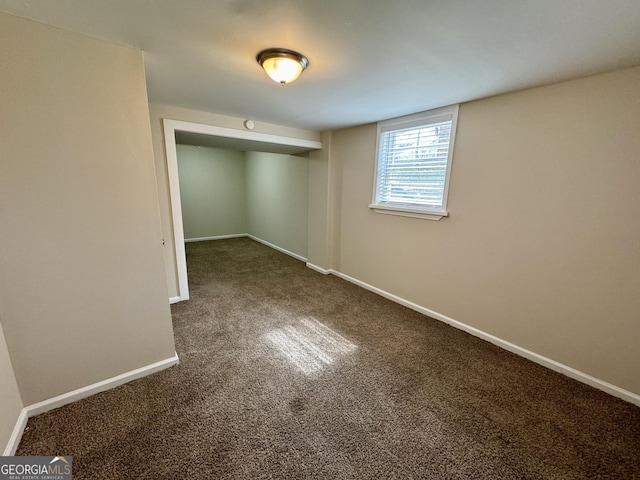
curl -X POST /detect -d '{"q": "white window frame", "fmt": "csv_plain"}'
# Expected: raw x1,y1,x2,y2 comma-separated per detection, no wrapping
369,104,459,221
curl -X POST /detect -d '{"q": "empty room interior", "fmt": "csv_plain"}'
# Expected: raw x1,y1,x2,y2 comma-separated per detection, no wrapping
1,1,639,478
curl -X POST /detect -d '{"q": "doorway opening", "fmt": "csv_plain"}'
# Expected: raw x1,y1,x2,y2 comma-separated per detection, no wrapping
163,119,322,303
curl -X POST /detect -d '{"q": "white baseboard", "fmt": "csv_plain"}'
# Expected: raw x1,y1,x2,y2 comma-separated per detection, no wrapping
306,263,331,275
169,296,182,304
4,352,179,456
331,269,640,407
184,234,247,243
3,409,28,456
25,352,179,417
248,235,308,263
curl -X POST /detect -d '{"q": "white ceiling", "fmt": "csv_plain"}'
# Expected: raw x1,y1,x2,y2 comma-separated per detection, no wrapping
2,0,640,132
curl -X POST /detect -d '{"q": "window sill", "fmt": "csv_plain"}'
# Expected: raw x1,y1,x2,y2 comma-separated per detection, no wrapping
368,204,448,221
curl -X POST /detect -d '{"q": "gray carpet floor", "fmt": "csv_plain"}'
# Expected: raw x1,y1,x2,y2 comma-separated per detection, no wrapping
17,238,640,479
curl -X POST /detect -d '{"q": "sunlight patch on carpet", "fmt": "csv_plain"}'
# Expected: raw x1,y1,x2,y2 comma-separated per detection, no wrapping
265,318,357,374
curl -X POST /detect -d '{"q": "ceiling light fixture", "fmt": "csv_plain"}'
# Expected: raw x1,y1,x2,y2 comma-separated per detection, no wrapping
256,48,309,86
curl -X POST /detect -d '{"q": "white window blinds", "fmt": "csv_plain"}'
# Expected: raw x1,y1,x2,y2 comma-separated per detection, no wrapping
371,106,458,219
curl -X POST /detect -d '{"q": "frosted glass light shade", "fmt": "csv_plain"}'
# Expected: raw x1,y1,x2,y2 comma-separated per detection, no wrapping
257,49,309,85
262,57,303,84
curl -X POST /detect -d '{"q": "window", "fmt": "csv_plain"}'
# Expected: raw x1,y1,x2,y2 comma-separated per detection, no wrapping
370,105,459,220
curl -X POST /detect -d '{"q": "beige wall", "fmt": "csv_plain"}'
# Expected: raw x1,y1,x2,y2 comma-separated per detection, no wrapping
307,131,336,270
0,13,176,406
327,67,640,396
175,145,308,256
0,317,23,453
177,145,247,239
245,152,309,258
149,103,320,297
